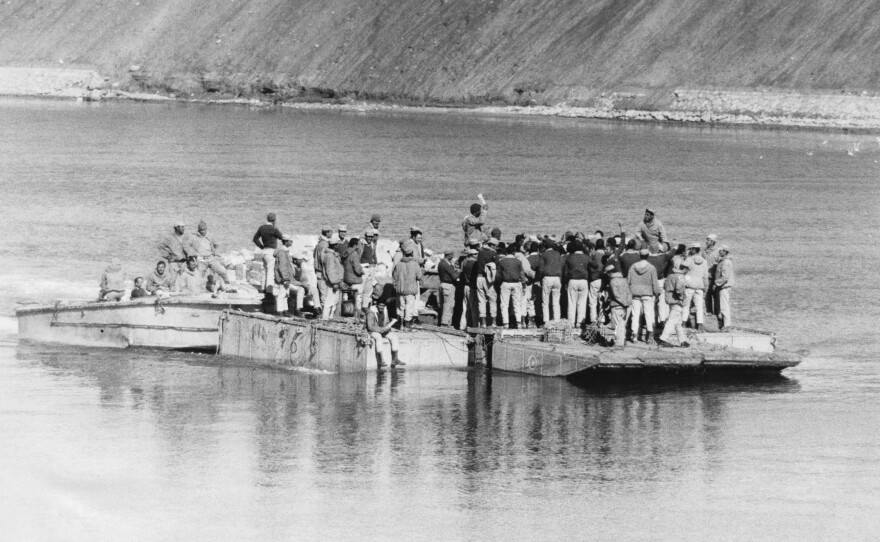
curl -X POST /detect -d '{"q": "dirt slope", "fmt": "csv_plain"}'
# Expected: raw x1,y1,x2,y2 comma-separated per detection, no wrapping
1,0,878,106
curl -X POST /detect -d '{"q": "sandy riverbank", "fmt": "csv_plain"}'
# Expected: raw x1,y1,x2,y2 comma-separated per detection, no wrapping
3,67,880,131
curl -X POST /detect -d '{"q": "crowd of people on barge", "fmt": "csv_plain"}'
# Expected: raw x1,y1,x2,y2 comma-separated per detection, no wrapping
442,203,734,348
98,201,734,351
252,202,735,349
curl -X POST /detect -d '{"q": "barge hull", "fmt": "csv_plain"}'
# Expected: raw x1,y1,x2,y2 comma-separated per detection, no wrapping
218,310,469,373
16,297,262,350
489,338,800,377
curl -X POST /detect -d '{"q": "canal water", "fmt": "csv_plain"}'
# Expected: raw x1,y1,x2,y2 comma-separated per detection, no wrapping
1,98,878,540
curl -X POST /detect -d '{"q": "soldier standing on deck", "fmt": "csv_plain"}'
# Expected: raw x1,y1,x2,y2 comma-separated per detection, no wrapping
273,234,296,316
252,213,283,292
658,261,691,348
313,225,333,312
704,234,720,316
437,251,459,327
458,247,479,329
462,198,489,245
605,264,631,347
714,245,735,330
319,233,344,320
638,208,668,253
473,237,499,327
682,242,709,331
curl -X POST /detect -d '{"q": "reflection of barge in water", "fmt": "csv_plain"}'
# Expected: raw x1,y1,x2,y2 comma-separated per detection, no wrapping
218,310,802,377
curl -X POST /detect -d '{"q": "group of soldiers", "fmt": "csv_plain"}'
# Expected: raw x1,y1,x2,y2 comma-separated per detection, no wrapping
255,212,416,368
260,202,735,350
99,204,736,351
435,204,735,348
98,219,230,301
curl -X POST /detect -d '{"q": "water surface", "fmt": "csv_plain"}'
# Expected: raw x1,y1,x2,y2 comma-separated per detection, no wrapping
1,98,879,540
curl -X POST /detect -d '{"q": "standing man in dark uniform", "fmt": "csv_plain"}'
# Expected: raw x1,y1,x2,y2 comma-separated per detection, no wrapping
437,251,459,327
473,237,499,327
253,212,283,292
458,247,479,329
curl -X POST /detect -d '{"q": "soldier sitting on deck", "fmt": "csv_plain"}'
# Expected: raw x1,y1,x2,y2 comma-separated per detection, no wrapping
186,220,229,283
146,261,173,297
365,284,405,370
99,258,126,302
174,257,205,295
130,277,149,299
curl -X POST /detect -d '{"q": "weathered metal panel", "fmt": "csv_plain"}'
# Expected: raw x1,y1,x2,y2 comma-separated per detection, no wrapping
492,340,601,377
218,311,469,373
693,329,775,353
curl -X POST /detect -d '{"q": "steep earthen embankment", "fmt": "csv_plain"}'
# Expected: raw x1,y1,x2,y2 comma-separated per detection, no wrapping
2,0,879,126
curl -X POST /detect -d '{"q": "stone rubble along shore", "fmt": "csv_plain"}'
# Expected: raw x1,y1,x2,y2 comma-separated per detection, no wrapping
3,67,880,130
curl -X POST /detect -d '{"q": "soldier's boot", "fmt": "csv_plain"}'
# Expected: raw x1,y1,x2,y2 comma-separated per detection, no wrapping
391,351,406,367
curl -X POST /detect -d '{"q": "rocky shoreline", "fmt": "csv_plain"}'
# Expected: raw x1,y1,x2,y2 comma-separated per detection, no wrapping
3,67,880,131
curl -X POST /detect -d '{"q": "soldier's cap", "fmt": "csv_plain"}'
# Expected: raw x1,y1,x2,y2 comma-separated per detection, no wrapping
338,224,347,232
174,220,186,227
468,248,479,255
198,220,207,230
328,233,340,245
719,244,730,252
267,212,276,222
688,242,701,249
604,264,616,273
639,248,649,256
486,237,499,246
282,234,293,242
645,208,655,215
444,250,454,258
321,225,332,233
363,228,376,237
371,213,382,222
411,226,422,234
706,234,718,241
